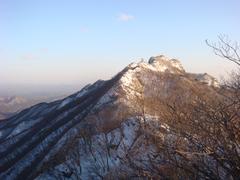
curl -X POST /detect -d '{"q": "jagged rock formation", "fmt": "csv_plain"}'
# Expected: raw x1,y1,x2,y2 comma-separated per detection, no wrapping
0,55,221,179
194,73,219,87
148,55,185,73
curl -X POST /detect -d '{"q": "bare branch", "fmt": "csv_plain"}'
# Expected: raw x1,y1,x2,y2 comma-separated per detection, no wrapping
206,35,240,66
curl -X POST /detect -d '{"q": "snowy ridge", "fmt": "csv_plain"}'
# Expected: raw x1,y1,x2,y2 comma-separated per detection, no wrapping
0,54,221,179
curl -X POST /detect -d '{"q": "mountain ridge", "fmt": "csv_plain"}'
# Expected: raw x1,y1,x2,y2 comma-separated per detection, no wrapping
0,55,221,179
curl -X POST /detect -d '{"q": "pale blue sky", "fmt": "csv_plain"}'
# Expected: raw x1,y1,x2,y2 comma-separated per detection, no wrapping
0,0,239,88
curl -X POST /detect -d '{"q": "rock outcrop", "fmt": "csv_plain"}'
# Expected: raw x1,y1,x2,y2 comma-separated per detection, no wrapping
148,55,185,73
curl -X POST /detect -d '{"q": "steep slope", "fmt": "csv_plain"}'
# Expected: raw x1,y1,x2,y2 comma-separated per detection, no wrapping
0,55,220,179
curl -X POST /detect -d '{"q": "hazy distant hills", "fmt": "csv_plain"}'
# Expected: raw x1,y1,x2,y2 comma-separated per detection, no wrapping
0,96,29,120
0,95,68,120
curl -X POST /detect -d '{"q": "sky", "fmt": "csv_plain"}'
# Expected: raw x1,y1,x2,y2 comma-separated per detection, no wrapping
0,0,240,94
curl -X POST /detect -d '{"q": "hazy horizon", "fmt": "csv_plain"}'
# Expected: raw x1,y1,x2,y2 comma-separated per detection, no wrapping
0,1,240,178
1,0,240,94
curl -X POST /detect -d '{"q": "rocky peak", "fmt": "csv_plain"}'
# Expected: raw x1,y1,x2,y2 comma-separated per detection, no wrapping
125,55,185,75
148,55,185,73
194,73,220,87
117,55,221,97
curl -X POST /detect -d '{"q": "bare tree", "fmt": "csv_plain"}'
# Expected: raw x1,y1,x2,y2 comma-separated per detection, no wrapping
206,35,240,66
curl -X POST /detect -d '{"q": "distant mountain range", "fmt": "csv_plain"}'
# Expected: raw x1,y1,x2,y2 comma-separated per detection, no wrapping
0,96,29,120
0,55,222,179
0,95,68,120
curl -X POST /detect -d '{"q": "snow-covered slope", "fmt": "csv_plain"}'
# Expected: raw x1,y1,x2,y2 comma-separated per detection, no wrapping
0,55,220,179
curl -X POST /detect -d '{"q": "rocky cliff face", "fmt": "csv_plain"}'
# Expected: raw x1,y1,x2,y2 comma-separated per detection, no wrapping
0,55,220,179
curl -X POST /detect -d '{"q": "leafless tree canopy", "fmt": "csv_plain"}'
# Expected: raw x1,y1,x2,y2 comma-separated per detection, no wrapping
206,35,240,66
157,36,240,179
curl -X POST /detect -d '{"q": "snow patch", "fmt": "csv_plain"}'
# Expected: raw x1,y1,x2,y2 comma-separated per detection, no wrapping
58,97,73,109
